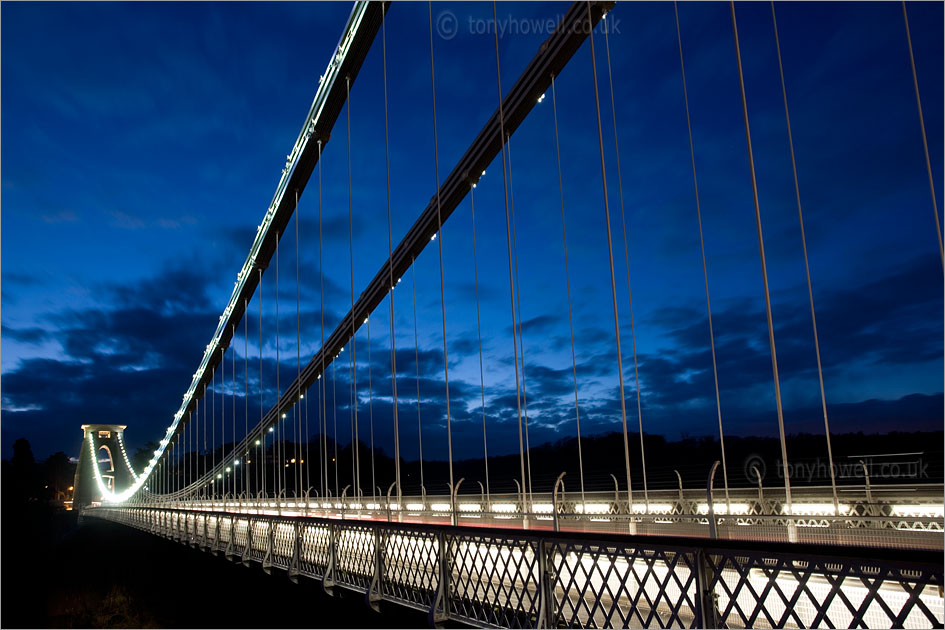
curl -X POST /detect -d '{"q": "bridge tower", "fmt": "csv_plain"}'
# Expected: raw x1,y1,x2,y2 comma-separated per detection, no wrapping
73,424,134,508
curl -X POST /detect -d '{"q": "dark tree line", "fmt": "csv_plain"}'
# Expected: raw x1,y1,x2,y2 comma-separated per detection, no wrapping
2,438,76,507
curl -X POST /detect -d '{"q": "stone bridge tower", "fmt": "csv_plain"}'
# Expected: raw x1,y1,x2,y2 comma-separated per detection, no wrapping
73,424,135,508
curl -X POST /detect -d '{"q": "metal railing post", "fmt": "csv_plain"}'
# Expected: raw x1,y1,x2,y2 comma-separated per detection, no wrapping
674,469,685,513
323,520,337,596
860,459,875,517
262,517,274,573
552,472,567,533
752,465,764,514
538,537,556,628
225,516,236,558
609,473,621,513
366,523,384,612
341,484,350,520
386,481,396,523
427,529,449,627
450,478,464,527
695,548,720,628
707,460,720,540
242,517,253,566
288,519,301,582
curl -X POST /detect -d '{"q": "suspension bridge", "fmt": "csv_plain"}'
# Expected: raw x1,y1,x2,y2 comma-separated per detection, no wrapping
75,1,943,627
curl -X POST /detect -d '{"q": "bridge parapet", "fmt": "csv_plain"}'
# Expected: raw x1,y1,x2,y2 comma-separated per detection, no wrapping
86,505,943,628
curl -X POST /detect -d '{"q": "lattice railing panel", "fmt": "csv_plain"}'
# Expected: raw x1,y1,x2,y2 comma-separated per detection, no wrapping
195,513,206,546
249,519,268,562
705,550,945,629
381,526,439,609
335,523,375,592
298,521,331,579
547,539,700,628
271,521,296,569
447,533,540,628
233,518,249,552
218,516,232,545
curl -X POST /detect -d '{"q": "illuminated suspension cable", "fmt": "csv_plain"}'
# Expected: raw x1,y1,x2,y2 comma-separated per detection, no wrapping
427,1,454,499
381,9,402,502
505,137,534,503
295,187,302,499
232,325,236,499
204,383,207,497
190,409,194,498
192,396,197,499
587,2,634,512
259,268,265,498
551,74,585,505
305,384,310,497
367,315,376,502
244,298,249,497
332,359,339,497
770,2,838,512
901,2,943,270
277,229,285,502
184,412,188,498
602,14,647,508
318,139,328,499
412,258,424,495
220,347,225,500
492,0,527,505
730,1,793,513
674,1,729,508
469,184,490,502
346,76,360,499
212,365,216,501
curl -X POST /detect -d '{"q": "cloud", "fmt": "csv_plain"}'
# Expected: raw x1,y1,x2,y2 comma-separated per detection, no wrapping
1,325,51,345
108,209,198,231
40,209,78,224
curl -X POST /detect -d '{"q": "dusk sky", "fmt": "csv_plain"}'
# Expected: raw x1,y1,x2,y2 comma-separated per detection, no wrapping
2,1,942,466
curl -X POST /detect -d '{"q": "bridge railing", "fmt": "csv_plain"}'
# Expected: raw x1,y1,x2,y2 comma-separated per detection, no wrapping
86,505,943,628
125,483,944,551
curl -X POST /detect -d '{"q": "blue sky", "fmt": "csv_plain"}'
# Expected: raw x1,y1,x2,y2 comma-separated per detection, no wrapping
2,1,942,463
